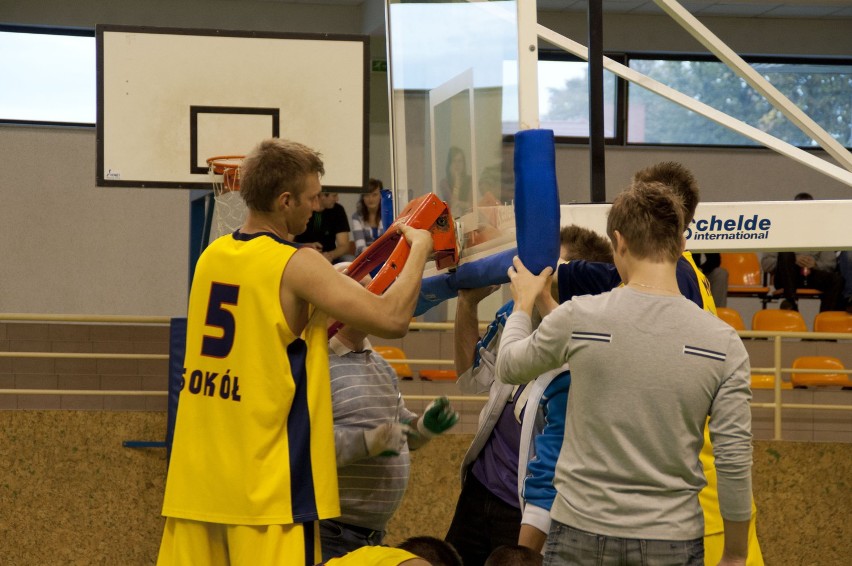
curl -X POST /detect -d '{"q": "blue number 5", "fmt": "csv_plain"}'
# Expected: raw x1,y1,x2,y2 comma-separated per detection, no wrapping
202,282,240,358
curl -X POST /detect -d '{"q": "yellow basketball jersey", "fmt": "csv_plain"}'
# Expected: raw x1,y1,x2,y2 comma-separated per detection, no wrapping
680,250,723,535
683,251,717,316
162,231,339,525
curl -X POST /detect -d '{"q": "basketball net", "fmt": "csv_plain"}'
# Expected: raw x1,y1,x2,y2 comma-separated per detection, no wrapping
207,156,247,241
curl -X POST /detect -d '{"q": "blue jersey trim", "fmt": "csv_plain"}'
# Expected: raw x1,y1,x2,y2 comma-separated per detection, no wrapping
232,230,301,247
286,338,320,522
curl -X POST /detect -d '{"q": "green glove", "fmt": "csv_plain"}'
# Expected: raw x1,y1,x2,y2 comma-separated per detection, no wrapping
416,396,459,438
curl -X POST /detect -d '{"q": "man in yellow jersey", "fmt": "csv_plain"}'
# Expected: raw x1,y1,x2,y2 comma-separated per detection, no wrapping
156,138,432,566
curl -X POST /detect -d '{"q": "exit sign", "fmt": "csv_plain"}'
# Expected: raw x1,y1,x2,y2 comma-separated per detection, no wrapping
371,60,387,72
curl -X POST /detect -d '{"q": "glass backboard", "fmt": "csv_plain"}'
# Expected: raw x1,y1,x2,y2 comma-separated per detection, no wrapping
387,0,520,270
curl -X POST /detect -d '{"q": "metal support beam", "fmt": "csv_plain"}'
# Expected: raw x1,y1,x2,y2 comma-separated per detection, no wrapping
654,0,852,174
588,0,606,203
536,25,852,189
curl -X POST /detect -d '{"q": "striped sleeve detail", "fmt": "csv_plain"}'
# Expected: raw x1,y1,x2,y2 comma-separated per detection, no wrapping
683,345,726,361
571,331,612,343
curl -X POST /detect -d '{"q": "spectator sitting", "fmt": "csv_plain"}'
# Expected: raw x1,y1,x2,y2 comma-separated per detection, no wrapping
351,178,385,256
760,192,845,312
295,190,356,263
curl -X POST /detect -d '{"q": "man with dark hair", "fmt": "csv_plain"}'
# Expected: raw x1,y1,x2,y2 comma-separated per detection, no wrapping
485,545,543,566
295,190,355,263
559,225,613,264
548,163,763,565
761,192,846,312
398,537,464,566
497,182,753,566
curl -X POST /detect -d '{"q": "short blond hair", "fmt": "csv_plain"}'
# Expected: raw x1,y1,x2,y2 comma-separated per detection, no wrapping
240,138,325,212
607,182,684,263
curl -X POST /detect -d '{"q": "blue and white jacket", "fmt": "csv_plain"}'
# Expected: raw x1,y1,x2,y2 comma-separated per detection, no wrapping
456,300,570,535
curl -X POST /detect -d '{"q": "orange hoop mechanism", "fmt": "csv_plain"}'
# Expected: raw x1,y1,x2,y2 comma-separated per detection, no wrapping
207,155,244,193
206,155,248,239
328,193,459,339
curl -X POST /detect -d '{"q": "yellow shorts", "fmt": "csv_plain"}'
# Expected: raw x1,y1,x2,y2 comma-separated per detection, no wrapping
703,513,764,566
156,517,321,566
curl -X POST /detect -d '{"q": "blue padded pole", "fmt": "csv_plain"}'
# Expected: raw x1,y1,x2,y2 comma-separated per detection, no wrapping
380,189,394,235
513,129,560,273
412,130,560,316
165,317,187,463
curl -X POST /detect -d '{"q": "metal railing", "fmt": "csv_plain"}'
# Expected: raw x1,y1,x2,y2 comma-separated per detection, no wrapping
1,315,850,440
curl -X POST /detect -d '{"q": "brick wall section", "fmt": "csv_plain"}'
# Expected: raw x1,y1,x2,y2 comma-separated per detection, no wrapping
0,322,169,411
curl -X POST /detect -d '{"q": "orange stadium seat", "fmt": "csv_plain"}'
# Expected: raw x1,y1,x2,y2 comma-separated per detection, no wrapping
791,356,851,388
813,311,852,334
720,253,770,302
752,309,807,333
750,374,792,389
372,345,413,380
419,369,458,381
716,307,746,331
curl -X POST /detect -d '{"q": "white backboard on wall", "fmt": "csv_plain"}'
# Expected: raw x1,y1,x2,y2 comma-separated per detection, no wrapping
96,25,369,190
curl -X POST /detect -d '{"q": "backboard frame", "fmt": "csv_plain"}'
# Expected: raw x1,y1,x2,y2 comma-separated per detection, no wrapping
96,24,370,191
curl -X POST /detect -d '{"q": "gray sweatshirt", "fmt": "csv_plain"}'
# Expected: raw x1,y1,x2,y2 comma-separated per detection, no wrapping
495,287,753,540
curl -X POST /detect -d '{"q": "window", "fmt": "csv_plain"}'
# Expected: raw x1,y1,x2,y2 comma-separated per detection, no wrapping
538,51,619,140
0,26,95,126
625,55,852,148
538,50,852,149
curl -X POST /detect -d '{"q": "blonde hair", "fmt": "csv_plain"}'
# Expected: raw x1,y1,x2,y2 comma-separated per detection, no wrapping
240,138,324,212
606,182,684,263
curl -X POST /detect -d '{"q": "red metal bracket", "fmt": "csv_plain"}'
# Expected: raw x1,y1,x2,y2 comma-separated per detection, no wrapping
329,193,458,338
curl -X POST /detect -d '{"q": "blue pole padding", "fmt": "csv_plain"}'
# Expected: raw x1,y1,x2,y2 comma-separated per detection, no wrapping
166,317,187,463
513,129,560,274
413,248,517,316
380,189,394,235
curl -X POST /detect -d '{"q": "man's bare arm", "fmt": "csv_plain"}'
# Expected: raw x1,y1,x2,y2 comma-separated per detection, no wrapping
718,518,749,566
517,524,547,553
284,225,432,338
453,287,497,375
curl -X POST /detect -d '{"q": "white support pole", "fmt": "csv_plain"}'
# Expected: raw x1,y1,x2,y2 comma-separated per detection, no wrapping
516,0,539,130
536,25,852,189
654,0,852,174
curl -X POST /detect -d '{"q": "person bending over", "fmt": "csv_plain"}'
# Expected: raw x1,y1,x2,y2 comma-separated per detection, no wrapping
321,269,459,559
